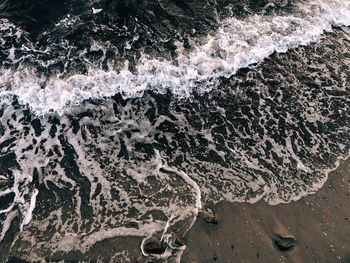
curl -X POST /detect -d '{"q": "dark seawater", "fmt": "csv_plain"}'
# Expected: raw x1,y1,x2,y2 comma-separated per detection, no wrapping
0,0,349,262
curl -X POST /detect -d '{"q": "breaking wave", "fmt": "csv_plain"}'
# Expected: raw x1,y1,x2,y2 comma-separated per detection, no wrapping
0,0,350,261
0,0,349,115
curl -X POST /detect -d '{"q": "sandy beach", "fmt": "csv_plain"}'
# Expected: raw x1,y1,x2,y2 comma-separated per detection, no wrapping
4,159,349,263
182,158,350,263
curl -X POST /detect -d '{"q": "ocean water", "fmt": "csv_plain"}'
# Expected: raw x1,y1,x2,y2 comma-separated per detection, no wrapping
0,0,349,261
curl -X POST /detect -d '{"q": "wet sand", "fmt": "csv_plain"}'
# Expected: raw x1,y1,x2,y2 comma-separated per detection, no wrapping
3,159,349,263
182,158,350,263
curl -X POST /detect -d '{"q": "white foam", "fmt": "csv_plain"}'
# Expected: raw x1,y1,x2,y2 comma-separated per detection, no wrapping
297,162,306,171
92,8,103,14
0,169,36,241
0,0,349,115
21,189,39,228
0,210,17,241
56,221,166,253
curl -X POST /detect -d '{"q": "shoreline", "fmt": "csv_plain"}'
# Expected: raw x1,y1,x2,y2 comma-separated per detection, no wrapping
4,158,350,262
182,158,350,262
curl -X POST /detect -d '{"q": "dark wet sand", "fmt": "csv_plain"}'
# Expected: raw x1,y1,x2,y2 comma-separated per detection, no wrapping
182,158,350,263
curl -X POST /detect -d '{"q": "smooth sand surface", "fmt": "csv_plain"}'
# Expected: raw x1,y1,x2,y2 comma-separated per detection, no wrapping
182,158,350,263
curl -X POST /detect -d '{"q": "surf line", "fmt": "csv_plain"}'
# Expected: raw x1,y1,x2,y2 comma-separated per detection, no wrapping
1,0,350,116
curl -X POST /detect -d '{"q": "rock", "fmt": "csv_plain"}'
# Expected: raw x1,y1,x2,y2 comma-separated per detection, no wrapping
198,209,218,225
143,236,167,255
273,234,296,251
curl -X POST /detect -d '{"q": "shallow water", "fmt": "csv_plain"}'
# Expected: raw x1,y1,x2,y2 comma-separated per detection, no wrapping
0,0,349,261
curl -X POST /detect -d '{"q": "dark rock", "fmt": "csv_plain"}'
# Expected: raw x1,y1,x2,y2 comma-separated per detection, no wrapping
143,236,167,255
273,234,296,251
198,209,218,225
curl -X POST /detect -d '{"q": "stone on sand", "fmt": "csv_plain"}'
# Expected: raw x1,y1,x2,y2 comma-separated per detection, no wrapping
273,234,296,251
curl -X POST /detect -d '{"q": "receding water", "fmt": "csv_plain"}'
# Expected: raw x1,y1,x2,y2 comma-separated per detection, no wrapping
0,0,349,261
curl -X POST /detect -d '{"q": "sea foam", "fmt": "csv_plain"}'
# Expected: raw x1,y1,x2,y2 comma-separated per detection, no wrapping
0,0,349,115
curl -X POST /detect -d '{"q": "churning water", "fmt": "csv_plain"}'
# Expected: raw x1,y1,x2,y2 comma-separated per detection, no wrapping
0,0,349,261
